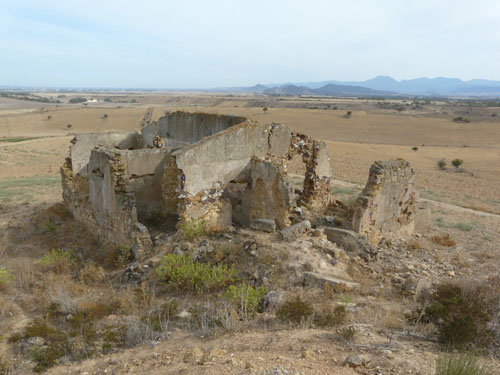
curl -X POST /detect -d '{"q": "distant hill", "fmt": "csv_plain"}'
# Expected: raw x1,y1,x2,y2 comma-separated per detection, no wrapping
263,83,392,97
226,76,500,97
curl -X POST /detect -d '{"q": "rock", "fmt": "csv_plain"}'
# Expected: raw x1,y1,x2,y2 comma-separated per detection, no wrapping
250,218,277,232
119,261,145,284
343,355,364,368
304,272,360,291
323,227,378,261
311,228,324,237
27,336,45,346
261,290,283,311
245,361,255,369
325,216,335,224
294,207,303,215
447,270,455,277
280,220,311,241
304,262,315,272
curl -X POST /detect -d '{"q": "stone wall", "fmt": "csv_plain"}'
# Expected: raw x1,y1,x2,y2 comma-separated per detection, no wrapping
62,149,152,256
142,111,247,149
70,132,141,177
62,111,335,253
352,159,417,245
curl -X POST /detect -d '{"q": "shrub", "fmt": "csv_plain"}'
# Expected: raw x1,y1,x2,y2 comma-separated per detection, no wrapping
337,325,357,342
69,97,86,104
423,283,493,348
277,296,314,324
156,254,237,293
314,305,346,327
40,249,75,273
453,116,470,123
0,267,11,289
180,218,206,241
67,124,72,129
412,146,419,152
435,353,489,375
262,107,268,112
452,159,464,169
432,234,456,247
437,158,447,170
43,218,56,232
22,320,70,372
223,284,266,318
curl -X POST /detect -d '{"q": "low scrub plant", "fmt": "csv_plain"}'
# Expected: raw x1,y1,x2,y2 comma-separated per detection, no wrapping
314,305,347,327
222,283,266,319
435,353,489,375
437,158,447,170
432,234,456,247
0,267,11,290
422,283,493,348
156,254,238,293
180,218,206,241
40,248,75,273
277,296,314,324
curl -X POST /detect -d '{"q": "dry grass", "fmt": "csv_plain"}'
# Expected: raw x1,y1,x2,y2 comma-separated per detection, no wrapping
432,234,457,247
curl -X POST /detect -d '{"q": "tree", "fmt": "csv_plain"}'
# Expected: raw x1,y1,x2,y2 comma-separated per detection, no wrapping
262,107,268,113
452,159,463,169
412,146,418,152
437,158,446,170
346,111,352,116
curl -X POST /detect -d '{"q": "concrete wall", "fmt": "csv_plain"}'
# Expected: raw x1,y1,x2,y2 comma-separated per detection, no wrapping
70,132,141,177
142,111,247,149
173,122,292,195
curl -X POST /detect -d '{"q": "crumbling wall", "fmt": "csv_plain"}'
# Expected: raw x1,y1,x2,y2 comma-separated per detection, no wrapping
287,133,332,208
69,132,141,177
142,111,247,149
163,122,294,230
62,149,152,256
352,159,417,245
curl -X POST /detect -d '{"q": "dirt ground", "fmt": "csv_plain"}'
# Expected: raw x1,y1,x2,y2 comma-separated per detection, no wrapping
1,93,499,375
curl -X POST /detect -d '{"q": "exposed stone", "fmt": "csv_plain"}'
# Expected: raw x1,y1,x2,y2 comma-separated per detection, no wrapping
352,159,417,245
323,227,378,261
304,271,360,291
280,220,311,241
250,219,277,233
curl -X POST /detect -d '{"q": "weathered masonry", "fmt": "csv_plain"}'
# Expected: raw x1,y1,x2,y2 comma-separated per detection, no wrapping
61,111,333,255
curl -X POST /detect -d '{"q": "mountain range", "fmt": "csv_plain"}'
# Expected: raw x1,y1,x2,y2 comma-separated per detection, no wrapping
223,76,500,97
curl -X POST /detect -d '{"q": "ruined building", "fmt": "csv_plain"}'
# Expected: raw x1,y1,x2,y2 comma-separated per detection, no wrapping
61,111,423,257
61,112,333,255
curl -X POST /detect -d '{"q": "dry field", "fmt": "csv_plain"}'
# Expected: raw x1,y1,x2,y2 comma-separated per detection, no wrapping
1,93,500,374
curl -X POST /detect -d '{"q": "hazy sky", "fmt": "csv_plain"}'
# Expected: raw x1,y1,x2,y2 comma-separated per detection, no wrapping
1,0,499,88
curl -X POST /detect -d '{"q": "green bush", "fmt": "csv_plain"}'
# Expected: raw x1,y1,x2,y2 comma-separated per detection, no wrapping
0,267,11,289
452,159,464,169
277,296,314,324
223,284,266,318
22,320,70,373
437,158,447,170
156,254,237,293
40,249,75,273
435,353,489,375
424,283,493,348
180,218,206,241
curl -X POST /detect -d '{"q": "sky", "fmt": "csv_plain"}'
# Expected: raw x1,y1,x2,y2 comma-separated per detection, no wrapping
1,0,499,88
